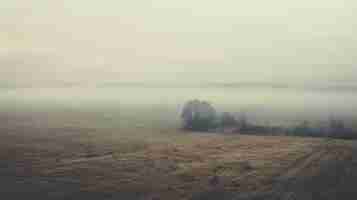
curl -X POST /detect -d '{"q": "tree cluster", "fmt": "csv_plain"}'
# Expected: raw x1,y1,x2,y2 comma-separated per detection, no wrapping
180,100,357,139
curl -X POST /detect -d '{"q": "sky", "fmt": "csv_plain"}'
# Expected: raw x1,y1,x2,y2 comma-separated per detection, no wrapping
1,0,357,85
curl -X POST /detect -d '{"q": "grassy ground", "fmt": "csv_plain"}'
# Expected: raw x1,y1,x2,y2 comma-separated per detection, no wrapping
0,107,356,200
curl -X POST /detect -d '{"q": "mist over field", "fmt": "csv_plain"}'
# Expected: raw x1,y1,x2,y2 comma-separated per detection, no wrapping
1,85,357,127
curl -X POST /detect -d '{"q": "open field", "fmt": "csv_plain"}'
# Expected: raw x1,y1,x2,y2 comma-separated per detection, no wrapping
1,108,357,200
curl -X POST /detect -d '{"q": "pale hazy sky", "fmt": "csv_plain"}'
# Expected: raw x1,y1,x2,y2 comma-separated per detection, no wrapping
1,0,357,85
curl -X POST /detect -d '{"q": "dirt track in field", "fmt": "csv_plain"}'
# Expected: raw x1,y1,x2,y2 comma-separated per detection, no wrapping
228,140,357,200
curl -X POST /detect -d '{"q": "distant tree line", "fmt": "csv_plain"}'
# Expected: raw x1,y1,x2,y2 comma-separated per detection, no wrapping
181,99,357,140
287,118,356,139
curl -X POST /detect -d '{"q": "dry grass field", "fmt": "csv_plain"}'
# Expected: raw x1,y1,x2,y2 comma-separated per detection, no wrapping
1,108,356,200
